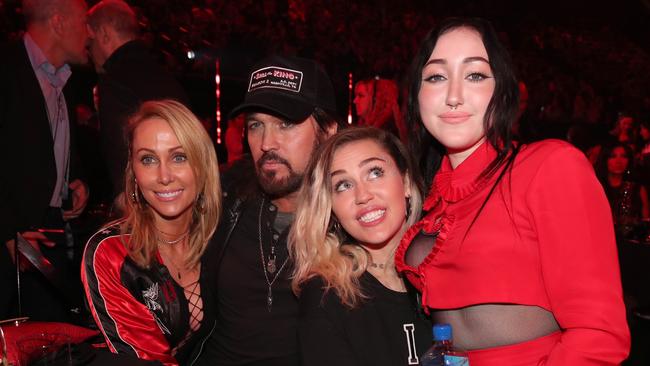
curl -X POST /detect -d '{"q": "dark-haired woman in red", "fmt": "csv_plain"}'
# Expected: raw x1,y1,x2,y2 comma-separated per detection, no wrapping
396,18,630,365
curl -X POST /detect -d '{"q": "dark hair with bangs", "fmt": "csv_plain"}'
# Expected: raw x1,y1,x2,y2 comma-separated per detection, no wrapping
406,17,519,188
594,142,635,185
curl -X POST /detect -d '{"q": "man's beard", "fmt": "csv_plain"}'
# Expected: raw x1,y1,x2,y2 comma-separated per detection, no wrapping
255,151,304,198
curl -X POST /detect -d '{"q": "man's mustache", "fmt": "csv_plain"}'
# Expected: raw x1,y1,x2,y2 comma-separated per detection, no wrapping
257,152,292,170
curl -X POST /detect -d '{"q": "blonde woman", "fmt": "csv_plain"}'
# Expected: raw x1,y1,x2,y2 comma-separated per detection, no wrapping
81,100,221,365
290,127,431,366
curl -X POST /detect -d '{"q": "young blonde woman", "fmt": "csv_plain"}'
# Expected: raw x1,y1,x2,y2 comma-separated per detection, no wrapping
82,100,221,365
290,127,431,366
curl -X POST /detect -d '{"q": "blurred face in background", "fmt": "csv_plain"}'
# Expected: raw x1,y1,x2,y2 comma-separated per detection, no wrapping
59,0,89,65
86,25,108,70
617,116,634,136
353,82,372,119
607,146,630,176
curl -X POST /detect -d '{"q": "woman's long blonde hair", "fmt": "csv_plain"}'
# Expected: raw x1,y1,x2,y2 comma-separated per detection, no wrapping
290,127,422,308
122,100,221,269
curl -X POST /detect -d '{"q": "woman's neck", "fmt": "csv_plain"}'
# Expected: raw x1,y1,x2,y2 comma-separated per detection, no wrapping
154,214,192,238
447,138,487,169
608,174,623,187
362,224,407,273
364,233,407,292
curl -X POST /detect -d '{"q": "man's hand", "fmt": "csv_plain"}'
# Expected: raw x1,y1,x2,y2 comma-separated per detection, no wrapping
63,179,89,220
5,231,56,270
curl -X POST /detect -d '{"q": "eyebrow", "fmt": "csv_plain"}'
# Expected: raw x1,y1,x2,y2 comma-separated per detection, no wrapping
424,56,490,66
135,145,183,154
330,157,387,177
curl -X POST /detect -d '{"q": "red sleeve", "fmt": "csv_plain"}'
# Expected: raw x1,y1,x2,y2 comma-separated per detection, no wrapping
526,145,630,365
81,237,178,366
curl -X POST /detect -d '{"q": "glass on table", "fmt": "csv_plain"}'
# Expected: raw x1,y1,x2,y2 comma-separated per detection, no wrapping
1,325,7,366
16,333,71,366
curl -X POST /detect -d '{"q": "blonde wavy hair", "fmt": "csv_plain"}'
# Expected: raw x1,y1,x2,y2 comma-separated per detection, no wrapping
290,127,422,308
121,100,221,269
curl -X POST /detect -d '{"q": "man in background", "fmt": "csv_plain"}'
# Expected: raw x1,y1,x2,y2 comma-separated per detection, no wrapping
87,0,189,204
0,0,90,321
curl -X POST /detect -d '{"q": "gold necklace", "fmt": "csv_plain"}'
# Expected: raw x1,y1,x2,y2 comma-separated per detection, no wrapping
160,250,189,281
155,228,189,245
368,262,388,269
368,250,395,271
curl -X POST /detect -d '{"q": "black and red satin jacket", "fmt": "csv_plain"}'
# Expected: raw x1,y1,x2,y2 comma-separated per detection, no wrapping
81,223,213,366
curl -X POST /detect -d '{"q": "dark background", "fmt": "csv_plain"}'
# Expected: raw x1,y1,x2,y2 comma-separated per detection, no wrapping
2,0,648,135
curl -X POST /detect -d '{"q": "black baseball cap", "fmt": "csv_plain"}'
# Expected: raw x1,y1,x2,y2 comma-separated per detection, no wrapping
230,55,337,122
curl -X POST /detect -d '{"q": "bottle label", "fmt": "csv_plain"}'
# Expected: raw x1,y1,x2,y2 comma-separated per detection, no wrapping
444,355,470,365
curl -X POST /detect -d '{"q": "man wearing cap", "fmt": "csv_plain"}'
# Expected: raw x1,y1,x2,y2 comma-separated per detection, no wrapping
192,55,341,366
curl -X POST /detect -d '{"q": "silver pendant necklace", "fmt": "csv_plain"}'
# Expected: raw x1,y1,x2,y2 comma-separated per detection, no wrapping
258,198,289,312
267,246,277,274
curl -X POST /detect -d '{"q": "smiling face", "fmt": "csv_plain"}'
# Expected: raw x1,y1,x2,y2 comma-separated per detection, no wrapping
418,26,495,168
329,139,410,249
132,117,197,228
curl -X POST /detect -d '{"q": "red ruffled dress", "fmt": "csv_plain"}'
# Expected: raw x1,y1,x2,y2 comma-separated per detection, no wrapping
395,140,630,365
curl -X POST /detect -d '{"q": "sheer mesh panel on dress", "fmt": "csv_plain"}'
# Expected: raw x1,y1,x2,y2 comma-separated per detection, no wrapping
404,230,438,268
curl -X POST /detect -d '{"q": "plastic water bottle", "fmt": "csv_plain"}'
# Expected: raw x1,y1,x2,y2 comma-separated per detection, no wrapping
420,323,469,366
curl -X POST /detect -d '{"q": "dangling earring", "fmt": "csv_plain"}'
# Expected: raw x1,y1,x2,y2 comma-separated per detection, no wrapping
405,196,412,220
196,192,206,214
131,180,141,204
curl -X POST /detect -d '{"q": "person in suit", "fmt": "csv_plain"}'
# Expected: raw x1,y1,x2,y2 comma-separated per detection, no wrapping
87,0,189,204
0,0,90,321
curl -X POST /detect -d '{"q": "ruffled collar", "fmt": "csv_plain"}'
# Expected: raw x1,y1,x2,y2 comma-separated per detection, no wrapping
423,141,497,210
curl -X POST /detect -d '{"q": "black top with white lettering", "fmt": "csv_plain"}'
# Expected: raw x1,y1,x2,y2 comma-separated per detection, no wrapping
298,272,432,366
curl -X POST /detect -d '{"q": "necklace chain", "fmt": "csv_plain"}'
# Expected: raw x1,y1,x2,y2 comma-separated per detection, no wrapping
156,228,189,245
258,198,289,312
368,243,401,271
160,250,187,281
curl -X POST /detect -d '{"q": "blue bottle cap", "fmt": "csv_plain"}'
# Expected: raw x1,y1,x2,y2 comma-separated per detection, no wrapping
433,323,452,341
